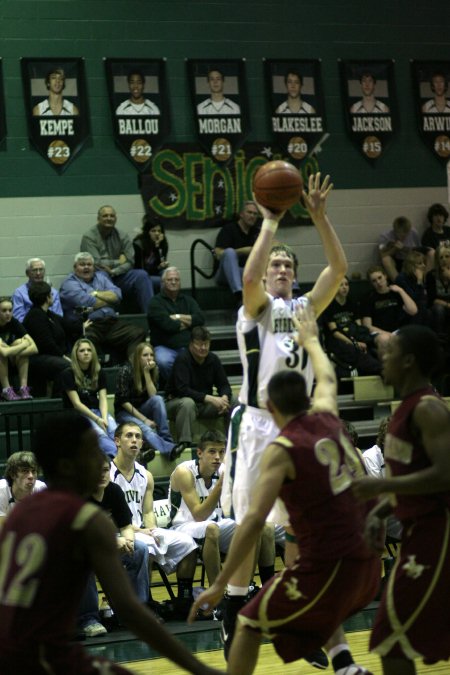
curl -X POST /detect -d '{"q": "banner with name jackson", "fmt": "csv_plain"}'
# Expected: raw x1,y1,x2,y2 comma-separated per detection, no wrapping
340,59,396,163
265,59,327,161
104,58,170,172
21,57,89,173
411,60,450,164
139,142,319,230
187,59,250,165
0,60,6,149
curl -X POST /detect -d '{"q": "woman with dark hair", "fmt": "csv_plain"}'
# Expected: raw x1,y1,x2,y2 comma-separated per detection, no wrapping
23,281,72,395
395,250,430,325
133,216,169,292
61,338,117,457
0,296,37,400
114,342,183,461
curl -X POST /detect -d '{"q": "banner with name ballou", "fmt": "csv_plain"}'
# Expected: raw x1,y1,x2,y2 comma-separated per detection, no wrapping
265,59,327,161
21,57,90,173
186,59,250,165
104,58,171,172
340,59,397,162
139,142,320,230
0,59,6,148
411,60,450,163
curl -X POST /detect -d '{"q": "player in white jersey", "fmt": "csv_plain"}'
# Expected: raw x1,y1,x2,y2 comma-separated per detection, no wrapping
220,172,349,668
32,67,79,117
0,451,46,529
169,430,236,587
115,71,161,116
197,68,241,115
111,422,198,615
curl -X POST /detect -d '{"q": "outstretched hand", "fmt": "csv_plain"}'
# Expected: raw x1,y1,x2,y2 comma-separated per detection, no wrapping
187,583,225,624
292,302,318,346
303,172,333,220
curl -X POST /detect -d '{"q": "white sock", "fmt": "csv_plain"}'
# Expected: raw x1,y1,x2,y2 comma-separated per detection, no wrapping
226,584,248,596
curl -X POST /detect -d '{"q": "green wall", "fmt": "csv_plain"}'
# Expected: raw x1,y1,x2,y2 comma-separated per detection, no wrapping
0,0,449,197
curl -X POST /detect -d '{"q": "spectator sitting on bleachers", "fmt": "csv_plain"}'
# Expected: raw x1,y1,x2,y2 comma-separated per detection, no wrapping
421,203,450,266
394,250,431,326
427,244,450,339
60,252,146,365
114,342,183,462
147,267,205,384
321,276,381,377
214,201,260,306
378,216,421,281
12,257,63,323
133,215,170,294
111,422,199,619
80,205,154,313
0,452,46,529
169,430,236,590
61,338,117,458
77,456,150,637
23,281,72,396
361,265,417,350
0,296,37,401
165,326,237,450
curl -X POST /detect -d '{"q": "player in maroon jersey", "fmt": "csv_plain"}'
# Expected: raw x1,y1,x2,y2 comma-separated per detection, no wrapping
0,411,223,675
353,324,450,675
189,305,380,675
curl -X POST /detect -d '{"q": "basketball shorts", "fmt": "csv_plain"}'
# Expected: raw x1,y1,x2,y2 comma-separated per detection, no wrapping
172,517,236,553
222,405,289,526
135,527,197,574
371,508,450,662
239,554,380,663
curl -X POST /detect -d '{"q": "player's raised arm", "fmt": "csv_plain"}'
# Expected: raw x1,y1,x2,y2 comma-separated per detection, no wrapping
292,303,338,416
305,173,348,318
242,203,285,318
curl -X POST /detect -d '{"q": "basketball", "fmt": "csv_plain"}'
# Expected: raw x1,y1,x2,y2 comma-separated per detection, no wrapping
252,160,303,212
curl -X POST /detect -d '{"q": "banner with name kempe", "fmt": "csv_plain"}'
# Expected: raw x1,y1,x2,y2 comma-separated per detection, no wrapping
411,60,450,164
266,59,326,161
21,57,90,173
187,59,250,164
0,60,6,149
340,60,396,163
104,58,171,172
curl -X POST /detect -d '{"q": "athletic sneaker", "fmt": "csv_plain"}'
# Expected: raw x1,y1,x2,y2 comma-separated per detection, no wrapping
305,648,329,670
335,666,373,675
18,385,33,400
82,621,107,637
1,387,20,401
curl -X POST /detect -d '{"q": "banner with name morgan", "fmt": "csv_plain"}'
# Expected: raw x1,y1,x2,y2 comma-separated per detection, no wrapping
139,142,319,230
266,59,326,161
104,58,170,172
187,59,250,165
21,57,89,173
340,60,396,163
411,61,450,163
0,60,6,148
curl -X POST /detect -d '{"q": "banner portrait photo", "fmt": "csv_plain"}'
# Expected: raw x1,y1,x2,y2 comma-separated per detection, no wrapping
104,58,171,172
411,60,450,163
21,57,90,173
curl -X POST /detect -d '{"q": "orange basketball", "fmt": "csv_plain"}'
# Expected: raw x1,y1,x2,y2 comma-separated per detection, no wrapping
252,160,303,212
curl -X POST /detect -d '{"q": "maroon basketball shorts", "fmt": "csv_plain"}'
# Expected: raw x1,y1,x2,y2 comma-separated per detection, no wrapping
371,508,450,662
239,554,380,663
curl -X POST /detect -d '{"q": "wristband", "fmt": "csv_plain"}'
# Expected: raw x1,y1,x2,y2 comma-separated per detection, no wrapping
175,313,180,320
262,219,278,234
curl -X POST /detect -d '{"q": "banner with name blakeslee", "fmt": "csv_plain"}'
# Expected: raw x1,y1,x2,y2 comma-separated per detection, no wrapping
21,57,90,173
265,59,327,161
104,58,171,172
411,60,450,164
187,59,250,165
340,59,397,163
